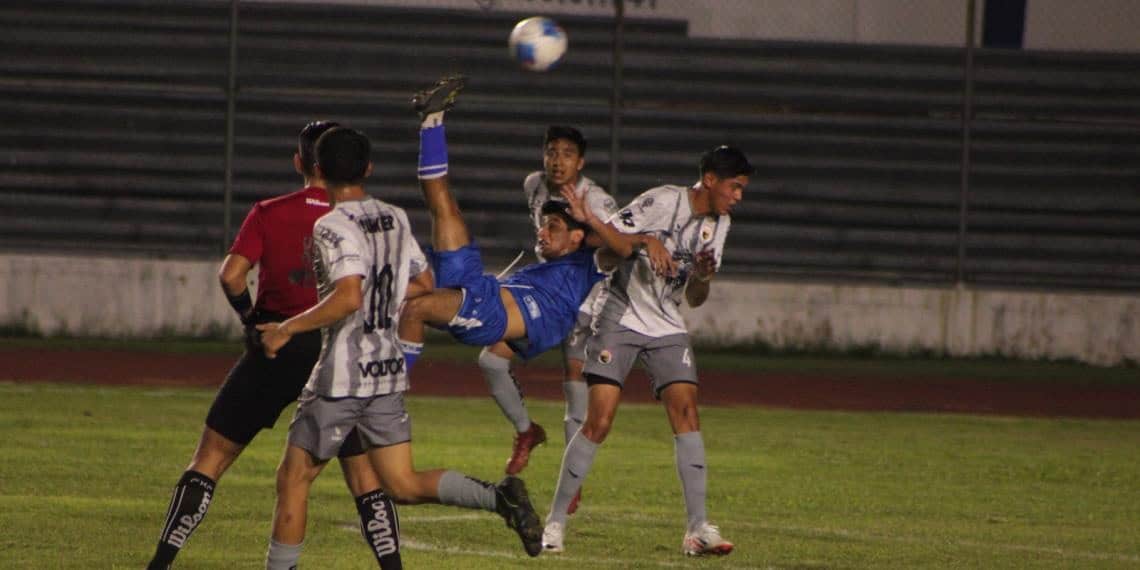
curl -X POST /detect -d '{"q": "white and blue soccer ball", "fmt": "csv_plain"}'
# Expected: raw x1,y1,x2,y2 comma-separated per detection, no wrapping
508,16,568,72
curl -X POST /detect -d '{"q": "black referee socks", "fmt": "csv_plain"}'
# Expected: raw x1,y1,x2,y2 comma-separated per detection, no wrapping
147,470,216,569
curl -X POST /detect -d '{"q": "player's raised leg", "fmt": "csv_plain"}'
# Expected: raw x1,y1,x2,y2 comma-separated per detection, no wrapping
414,74,470,252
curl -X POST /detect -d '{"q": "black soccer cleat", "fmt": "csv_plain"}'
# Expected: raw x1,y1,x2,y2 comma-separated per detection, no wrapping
412,74,467,119
494,475,543,557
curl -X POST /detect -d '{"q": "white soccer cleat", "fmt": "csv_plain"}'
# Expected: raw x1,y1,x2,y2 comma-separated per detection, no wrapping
542,521,565,553
682,522,734,556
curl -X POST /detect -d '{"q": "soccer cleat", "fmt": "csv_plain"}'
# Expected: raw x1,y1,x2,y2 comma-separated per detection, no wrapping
566,487,582,515
682,522,734,556
541,520,564,553
412,74,467,119
495,476,543,557
505,422,547,475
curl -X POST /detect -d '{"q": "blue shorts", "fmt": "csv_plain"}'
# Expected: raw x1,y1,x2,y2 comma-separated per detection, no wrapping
428,244,508,347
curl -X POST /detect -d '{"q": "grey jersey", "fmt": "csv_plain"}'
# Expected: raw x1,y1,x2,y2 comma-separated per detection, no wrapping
595,184,730,337
522,171,617,232
306,197,427,398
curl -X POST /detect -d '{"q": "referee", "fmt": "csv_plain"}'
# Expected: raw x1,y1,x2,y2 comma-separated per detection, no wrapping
146,121,402,569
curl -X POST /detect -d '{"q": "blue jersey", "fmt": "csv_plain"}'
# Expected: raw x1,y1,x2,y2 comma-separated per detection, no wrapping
503,249,603,360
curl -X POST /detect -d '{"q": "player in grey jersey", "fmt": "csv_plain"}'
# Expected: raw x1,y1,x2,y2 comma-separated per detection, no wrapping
541,145,754,557
483,126,620,510
257,126,543,566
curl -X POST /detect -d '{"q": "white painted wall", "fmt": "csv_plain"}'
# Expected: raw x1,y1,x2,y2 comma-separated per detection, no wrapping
2,253,1136,366
247,0,1140,52
1025,0,1140,52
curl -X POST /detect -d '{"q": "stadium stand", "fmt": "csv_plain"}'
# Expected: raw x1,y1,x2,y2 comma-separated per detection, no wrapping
1,0,1137,289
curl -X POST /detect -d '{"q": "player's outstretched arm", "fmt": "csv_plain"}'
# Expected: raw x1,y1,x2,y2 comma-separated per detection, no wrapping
257,275,364,358
559,185,676,276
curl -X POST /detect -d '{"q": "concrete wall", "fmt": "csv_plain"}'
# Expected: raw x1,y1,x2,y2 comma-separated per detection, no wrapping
682,278,1140,366
0,253,245,339
2,253,1136,365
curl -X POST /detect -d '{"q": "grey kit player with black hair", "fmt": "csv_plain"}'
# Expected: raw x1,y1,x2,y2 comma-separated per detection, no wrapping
481,125,620,510
257,125,543,566
542,145,754,557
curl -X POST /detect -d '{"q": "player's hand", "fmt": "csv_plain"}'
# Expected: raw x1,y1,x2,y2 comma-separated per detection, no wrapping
692,248,717,282
558,184,591,223
256,322,292,359
642,236,677,277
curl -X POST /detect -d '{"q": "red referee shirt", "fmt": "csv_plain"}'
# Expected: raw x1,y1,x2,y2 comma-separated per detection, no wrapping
228,186,331,318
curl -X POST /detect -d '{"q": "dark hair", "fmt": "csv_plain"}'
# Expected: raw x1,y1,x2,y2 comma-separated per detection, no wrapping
298,120,340,177
540,200,587,233
315,127,371,186
699,145,754,179
544,125,587,156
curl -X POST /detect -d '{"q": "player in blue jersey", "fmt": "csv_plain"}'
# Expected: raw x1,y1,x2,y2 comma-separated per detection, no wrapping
395,75,671,371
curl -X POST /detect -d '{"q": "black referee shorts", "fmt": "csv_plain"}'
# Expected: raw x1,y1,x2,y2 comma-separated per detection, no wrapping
205,313,366,457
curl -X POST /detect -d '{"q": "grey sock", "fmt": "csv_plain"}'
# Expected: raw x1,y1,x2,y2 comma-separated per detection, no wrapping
675,431,708,532
479,348,530,432
562,380,587,445
265,539,303,570
436,470,497,512
547,431,598,525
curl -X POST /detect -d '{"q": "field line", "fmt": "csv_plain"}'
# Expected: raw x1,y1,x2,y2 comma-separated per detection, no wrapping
388,511,1138,565
341,517,770,568
399,538,770,568
605,511,1140,564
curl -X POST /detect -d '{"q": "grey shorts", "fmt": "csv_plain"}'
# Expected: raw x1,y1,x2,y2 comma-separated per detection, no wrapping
582,326,698,398
560,310,593,363
288,390,412,461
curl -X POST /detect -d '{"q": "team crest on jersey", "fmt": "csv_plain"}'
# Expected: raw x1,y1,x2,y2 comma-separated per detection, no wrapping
701,227,713,242
598,349,613,364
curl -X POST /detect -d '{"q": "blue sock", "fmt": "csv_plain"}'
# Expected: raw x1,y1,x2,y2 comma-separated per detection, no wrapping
400,340,424,374
418,123,448,180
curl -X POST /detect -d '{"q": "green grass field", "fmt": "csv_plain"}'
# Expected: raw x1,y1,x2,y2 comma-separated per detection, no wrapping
1,381,1138,568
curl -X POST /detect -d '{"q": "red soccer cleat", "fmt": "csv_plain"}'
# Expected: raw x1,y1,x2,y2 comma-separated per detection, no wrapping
505,422,547,475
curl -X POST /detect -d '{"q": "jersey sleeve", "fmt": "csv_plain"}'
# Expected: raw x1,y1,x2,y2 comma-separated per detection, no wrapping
522,171,545,229
585,187,619,222
399,209,428,277
228,203,264,263
313,215,366,283
609,187,674,235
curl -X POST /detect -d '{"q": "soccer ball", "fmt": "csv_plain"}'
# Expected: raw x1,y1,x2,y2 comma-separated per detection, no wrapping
508,16,568,72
